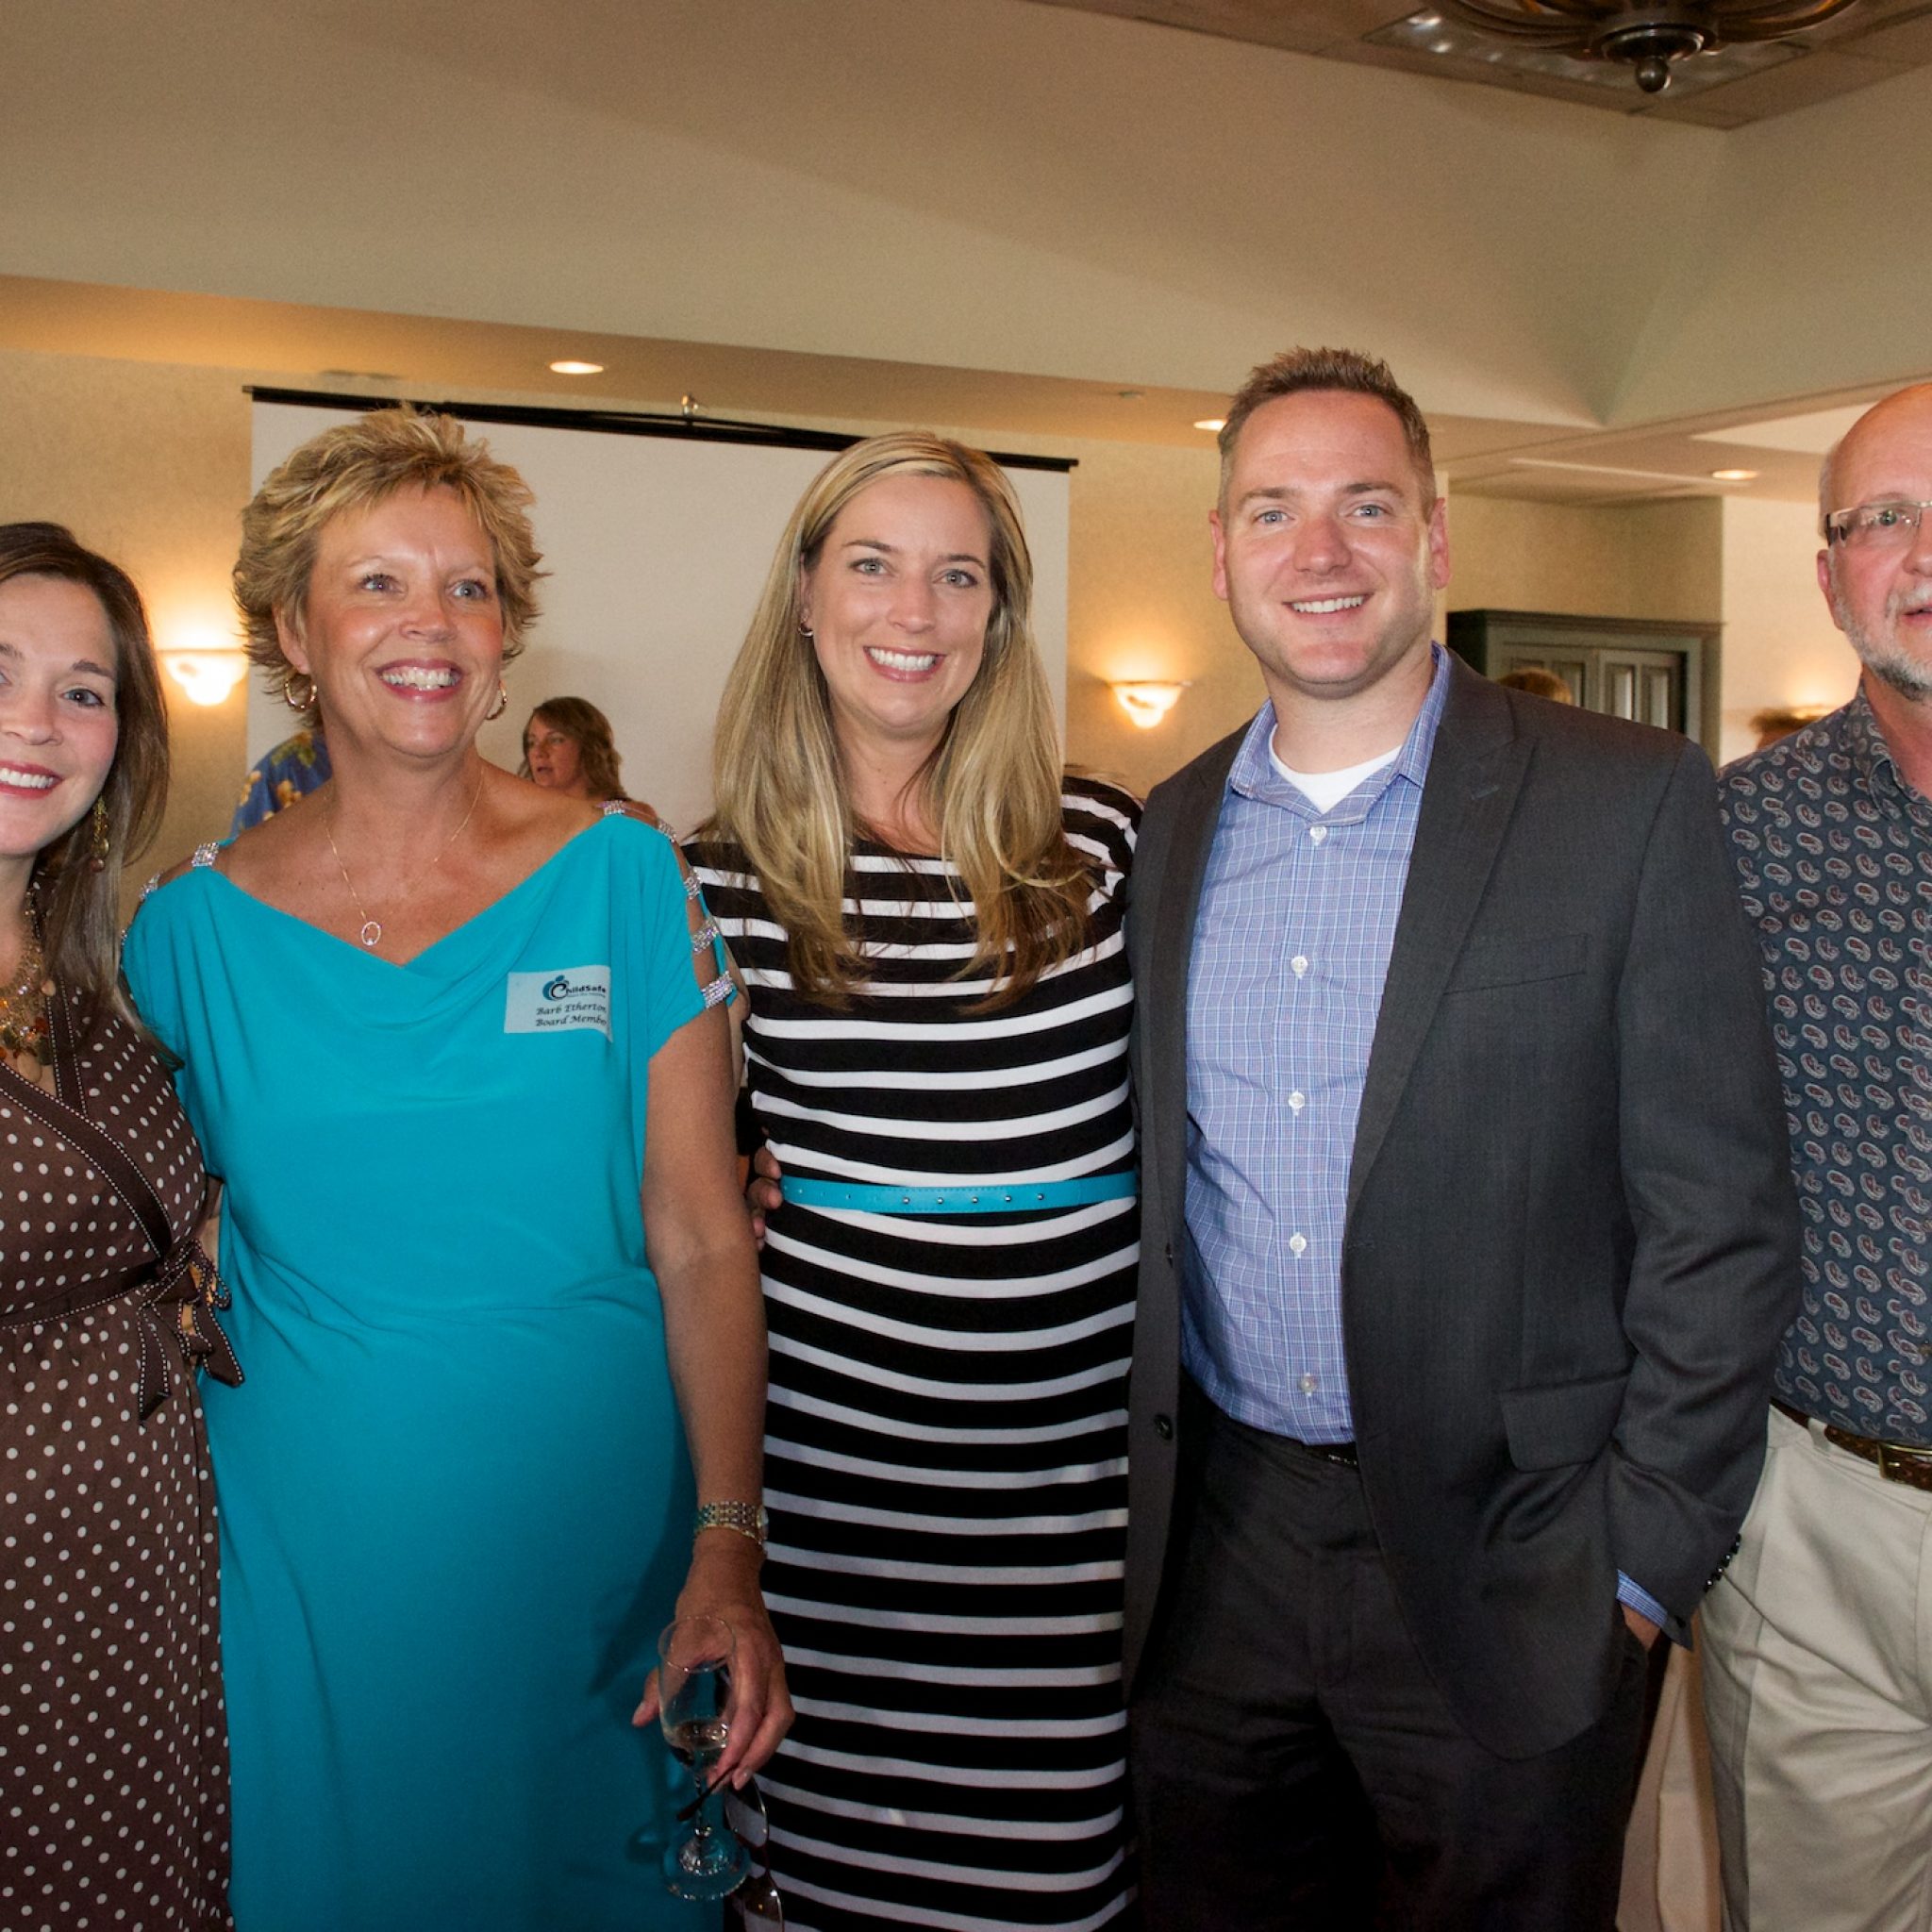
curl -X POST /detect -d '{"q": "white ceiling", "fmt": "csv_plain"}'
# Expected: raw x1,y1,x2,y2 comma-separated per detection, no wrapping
4,0,1930,507
1695,405,1873,455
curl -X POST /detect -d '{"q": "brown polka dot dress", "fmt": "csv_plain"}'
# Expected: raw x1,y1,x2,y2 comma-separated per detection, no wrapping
0,988,235,1931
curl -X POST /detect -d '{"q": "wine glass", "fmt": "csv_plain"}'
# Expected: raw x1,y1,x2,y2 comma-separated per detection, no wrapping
658,1614,749,1901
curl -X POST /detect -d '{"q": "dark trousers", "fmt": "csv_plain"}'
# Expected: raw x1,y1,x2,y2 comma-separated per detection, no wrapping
1129,1386,1647,1931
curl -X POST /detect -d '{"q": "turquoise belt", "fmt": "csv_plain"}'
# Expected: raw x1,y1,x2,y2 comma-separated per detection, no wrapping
779,1173,1139,1216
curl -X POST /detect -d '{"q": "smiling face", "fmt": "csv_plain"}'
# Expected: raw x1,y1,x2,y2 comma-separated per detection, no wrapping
280,484,505,761
1819,388,1932,703
0,574,120,890
1211,389,1447,724
800,474,994,768
523,713,587,794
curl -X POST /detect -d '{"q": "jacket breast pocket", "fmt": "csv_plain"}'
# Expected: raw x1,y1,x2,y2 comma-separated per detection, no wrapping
1444,932,1588,993
1499,1367,1629,1470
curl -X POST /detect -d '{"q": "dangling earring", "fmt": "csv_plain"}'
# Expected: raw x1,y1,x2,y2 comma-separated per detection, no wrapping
486,680,508,722
86,796,110,874
283,669,316,711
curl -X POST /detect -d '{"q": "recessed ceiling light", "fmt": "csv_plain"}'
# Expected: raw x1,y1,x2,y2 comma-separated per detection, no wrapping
1194,418,1226,433
549,358,605,375
1709,468,1759,481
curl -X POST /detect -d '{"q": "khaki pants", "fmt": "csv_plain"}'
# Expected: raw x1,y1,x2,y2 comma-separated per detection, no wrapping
1701,1406,1932,1932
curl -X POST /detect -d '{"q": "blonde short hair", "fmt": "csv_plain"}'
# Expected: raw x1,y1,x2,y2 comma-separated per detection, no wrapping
234,406,543,718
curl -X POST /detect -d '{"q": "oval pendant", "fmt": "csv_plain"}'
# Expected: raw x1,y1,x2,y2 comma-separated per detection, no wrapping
358,921,383,949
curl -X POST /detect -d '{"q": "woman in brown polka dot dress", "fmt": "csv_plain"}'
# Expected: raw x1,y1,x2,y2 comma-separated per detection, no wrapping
0,524,238,1931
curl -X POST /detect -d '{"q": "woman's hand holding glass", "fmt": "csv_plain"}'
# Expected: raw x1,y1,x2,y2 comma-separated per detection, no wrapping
634,1529,790,1789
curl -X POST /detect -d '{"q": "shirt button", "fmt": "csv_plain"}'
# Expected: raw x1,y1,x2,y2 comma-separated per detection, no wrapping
1291,955,1309,976
1289,1091,1307,1114
1299,1373,1319,1394
1289,1232,1308,1257
1308,824,1328,845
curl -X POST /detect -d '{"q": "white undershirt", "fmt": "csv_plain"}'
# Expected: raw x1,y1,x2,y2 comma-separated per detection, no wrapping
1268,740,1401,813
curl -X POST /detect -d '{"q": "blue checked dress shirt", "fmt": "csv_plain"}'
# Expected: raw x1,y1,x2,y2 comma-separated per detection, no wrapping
1181,647,1449,1441
1179,647,1671,1633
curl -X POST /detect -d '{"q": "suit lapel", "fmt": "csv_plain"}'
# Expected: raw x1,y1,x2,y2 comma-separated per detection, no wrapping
1143,731,1243,1217
1346,663,1528,1220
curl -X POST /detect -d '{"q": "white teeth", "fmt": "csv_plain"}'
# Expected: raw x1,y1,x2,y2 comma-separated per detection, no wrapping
866,647,941,673
380,666,459,691
1291,595,1368,614
0,767,57,791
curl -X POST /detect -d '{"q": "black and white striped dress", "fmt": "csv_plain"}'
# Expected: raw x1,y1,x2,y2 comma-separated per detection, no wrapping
688,777,1138,1932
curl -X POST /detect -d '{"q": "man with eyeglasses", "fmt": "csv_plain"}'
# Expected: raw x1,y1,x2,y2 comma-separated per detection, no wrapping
1703,381,1932,1932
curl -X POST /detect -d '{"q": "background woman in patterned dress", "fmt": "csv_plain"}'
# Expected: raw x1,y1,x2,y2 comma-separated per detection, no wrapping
519,693,665,825
688,434,1139,1931
0,522,236,1929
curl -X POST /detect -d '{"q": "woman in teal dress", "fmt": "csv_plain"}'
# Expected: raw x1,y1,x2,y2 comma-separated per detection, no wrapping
123,406,789,1932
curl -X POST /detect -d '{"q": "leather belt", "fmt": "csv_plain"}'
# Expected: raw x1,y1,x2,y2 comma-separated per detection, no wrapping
1773,1398,1932,1493
1282,1434,1359,1469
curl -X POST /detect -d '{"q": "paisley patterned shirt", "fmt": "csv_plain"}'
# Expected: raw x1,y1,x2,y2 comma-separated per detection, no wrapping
1719,690,1932,1446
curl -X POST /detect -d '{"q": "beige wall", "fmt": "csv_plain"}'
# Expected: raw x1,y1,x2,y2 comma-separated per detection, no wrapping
1716,497,1857,765
0,349,1240,877
1447,495,1723,624
0,347,252,901
1061,441,1258,799
0,345,1859,844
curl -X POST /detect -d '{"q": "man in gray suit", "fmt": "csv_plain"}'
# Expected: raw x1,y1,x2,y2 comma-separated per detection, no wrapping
1125,346,1799,1928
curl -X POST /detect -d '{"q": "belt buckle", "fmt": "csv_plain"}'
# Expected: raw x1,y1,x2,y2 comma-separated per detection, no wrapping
1876,1439,1932,1484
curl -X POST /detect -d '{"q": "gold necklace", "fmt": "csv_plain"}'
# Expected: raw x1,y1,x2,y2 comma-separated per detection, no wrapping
324,772,486,950
0,922,48,1072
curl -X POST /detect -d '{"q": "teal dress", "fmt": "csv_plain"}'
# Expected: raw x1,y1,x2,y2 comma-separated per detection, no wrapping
124,811,723,1932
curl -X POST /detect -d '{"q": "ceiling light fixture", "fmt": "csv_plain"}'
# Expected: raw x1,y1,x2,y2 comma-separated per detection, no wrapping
1441,0,1859,92
1710,468,1760,481
1194,418,1226,433
549,358,605,375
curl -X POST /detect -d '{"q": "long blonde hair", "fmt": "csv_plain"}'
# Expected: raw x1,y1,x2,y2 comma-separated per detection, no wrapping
706,433,1091,1006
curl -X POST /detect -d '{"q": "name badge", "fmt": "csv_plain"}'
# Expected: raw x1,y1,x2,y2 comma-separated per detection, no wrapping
505,964,612,1038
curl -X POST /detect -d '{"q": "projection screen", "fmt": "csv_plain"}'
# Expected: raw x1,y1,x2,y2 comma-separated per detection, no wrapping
246,395,1073,835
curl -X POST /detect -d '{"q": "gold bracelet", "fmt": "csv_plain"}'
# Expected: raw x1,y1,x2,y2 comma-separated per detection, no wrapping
692,1500,768,1549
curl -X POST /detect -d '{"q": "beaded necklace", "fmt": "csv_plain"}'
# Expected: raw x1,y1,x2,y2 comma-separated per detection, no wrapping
0,922,48,1074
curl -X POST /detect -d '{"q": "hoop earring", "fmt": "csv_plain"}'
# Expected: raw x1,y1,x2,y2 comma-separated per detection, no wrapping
283,670,316,711
486,680,508,722
86,796,110,874
798,621,815,641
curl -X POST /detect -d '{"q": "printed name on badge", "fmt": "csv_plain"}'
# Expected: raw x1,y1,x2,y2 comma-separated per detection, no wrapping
505,965,613,1038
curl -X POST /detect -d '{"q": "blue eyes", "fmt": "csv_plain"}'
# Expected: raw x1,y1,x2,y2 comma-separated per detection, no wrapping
848,558,982,589
1255,503,1396,528
357,574,492,599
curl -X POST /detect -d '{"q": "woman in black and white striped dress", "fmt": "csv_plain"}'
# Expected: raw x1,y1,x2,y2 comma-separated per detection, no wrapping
689,432,1138,1932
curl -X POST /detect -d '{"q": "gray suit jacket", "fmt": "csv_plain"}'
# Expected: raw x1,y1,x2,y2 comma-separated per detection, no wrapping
1124,658,1800,1758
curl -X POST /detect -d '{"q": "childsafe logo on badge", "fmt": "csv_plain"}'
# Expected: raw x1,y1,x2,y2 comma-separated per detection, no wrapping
505,964,612,1038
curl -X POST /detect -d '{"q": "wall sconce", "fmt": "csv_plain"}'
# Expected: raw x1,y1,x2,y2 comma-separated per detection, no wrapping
1112,681,1189,729
161,651,250,708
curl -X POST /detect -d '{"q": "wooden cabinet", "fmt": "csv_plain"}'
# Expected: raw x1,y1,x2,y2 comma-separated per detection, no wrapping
1446,609,1721,753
